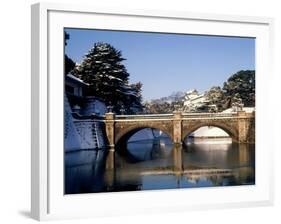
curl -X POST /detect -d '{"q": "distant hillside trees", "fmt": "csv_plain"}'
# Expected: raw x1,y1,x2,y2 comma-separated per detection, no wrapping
205,86,225,111
72,42,143,114
143,70,255,114
144,100,184,114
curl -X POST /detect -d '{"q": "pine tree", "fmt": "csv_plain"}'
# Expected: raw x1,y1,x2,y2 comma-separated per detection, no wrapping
125,82,143,113
73,42,142,113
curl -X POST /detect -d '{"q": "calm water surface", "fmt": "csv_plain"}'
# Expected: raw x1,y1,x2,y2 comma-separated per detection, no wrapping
65,137,255,194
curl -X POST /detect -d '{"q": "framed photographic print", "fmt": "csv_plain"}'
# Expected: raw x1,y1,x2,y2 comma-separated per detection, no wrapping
31,2,274,221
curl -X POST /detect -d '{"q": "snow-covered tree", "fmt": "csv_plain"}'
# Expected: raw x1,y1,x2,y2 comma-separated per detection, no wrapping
72,42,142,113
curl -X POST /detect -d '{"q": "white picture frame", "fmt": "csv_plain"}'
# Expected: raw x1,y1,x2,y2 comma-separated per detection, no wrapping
31,2,274,221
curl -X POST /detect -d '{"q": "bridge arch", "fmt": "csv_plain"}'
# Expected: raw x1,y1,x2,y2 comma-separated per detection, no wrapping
182,121,239,142
115,125,173,148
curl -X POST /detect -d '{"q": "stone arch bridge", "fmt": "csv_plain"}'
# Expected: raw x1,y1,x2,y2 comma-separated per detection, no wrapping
103,111,255,150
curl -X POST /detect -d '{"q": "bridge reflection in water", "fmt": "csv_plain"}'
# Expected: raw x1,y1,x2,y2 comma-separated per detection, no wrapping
65,135,255,194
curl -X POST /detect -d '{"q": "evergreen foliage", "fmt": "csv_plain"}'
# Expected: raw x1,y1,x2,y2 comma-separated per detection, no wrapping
222,70,255,107
72,42,142,113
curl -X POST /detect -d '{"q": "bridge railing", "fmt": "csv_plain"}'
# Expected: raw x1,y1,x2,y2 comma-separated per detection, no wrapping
115,113,174,120
112,112,254,120
113,112,242,120
181,112,238,118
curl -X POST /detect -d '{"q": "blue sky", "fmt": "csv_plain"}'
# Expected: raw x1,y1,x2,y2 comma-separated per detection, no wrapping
65,28,255,101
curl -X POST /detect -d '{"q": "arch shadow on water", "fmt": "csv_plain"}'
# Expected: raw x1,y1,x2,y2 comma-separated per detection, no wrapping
115,127,174,163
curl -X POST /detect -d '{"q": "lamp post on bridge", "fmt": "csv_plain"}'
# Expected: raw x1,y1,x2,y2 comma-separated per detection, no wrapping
107,101,114,113
174,103,182,112
120,104,126,115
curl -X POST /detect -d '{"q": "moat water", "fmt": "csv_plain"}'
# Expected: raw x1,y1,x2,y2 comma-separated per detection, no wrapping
65,136,255,194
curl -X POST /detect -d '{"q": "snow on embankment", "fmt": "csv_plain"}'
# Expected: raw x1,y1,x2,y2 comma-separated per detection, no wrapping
64,95,105,152
64,94,82,151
